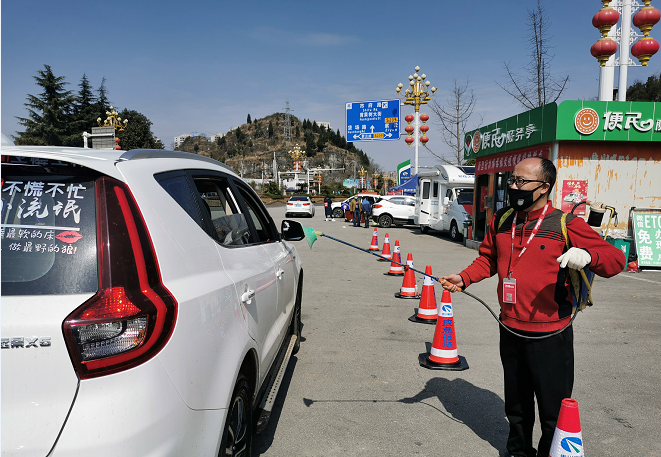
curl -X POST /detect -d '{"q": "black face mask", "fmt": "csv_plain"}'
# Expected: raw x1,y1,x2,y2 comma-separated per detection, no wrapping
508,184,546,211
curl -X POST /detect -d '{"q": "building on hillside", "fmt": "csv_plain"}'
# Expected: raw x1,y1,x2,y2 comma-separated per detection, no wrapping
208,133,225,143
317,122,331,130
462,101,661,245
174,134,191,149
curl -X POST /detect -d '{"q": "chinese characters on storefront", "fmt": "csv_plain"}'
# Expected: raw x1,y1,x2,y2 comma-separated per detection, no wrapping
632,212,661,267
561,180,589,215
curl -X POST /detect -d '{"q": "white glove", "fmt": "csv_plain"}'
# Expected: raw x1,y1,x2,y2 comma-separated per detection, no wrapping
557,247,592,270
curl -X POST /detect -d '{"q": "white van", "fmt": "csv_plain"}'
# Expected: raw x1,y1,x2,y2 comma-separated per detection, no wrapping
414,165,475,240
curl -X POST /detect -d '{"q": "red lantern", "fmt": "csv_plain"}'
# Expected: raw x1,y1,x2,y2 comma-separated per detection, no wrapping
420,125,429,133
631,37,660,65
115,138,121,150
405,125,415,133
405,137,415,146
591,38,618,66
420,136,429,145
420,114,430,122
405,114,414,123
592,7,620,37
633,6,661,36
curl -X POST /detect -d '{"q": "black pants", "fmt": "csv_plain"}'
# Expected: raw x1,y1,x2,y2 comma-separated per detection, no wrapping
500,325,574,457
363,211,370,227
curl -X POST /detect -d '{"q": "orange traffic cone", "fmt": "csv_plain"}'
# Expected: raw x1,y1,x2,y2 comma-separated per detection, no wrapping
395,253,420,299
384,241,404,276
378,233,392,262
409,266,438,324
369,227,379,251
419,289,468,370
549,399,584,457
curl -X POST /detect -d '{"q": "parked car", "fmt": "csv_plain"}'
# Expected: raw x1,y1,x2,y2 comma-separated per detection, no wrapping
1,145,304,456
371,195,417,228
330,192,380,219
286,195,315,217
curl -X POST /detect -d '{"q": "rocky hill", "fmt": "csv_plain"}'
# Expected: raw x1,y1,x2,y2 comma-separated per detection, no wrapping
175,113,378,184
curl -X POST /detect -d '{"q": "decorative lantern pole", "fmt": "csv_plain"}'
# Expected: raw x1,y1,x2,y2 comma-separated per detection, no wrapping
396,66,436,176
97,106,128,150
373,173,380,193
359,167,367,189
316,170,323,194
289,144,305,188
591,0,660,101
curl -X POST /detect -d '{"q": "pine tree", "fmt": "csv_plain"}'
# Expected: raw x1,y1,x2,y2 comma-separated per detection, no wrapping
63,74,98,146
96,77,110,117
268,120,274,138
247,114,252,124
14,65,75,146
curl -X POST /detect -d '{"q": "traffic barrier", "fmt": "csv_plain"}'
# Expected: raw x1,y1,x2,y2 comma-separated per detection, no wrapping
369,228,379,251
395,253,420,299
549,398,584,457
409,265,438,324
419,289,468,370
384,241,404,276
378,233,392,261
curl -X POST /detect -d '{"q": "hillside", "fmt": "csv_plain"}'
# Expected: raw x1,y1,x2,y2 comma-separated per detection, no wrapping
175,113,378,184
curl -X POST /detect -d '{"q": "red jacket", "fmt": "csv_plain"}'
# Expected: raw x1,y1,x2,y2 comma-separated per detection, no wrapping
459,204,626,332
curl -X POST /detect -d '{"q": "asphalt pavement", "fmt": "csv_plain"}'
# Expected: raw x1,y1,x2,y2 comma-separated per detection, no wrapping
254,204,661,456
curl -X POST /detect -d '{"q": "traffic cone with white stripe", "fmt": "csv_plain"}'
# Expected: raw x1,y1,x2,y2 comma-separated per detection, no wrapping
409,266,438,324
549,399,584,457
378,233,392,262
419,289,468,370
395,253,420,299
384,241,404,276
369,227,379,251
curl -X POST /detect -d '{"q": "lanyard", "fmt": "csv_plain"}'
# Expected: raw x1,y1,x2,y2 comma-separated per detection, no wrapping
508,202,550,278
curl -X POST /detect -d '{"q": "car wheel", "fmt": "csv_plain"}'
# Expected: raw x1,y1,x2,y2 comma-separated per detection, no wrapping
332,208,344,218
450,221,462,241
290,277,303,354
219,374,252,457
420,225,429,234
379,214,393,228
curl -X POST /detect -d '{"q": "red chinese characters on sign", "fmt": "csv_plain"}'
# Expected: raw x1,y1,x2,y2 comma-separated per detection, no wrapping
475,145,550,175
561,180,588,215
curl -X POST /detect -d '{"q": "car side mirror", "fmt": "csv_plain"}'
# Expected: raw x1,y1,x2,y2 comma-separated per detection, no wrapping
443,197,450,206
281,220,305,241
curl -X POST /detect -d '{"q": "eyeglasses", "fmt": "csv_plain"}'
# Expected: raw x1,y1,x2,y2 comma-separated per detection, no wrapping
507,176,546,187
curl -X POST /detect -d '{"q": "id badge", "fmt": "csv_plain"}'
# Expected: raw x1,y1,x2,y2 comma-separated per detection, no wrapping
503,278,517,304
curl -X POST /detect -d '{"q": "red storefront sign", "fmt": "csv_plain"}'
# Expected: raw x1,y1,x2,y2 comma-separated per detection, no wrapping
475,144,550,175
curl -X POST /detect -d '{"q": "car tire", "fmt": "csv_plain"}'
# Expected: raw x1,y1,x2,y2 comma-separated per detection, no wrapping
290,277,303,354
219,373,252,457
332,208,344,219
420,225,429,234
450,221,462,241
379,214,393,228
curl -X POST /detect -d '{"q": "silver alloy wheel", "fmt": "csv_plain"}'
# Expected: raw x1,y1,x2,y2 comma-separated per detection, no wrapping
220,375,252,456
379,214,393,228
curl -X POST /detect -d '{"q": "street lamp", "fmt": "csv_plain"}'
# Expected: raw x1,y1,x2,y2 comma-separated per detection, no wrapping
316,170,323,194
373,173,380,193
97,106,128,131
289,144,305,188
396,66,436,175
359,166,367,189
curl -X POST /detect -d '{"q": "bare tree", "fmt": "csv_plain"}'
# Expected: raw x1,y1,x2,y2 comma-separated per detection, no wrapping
429,79,481,165
497,0,569,109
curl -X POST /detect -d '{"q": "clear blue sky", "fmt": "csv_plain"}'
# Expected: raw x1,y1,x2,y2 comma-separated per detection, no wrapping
2,0,660,172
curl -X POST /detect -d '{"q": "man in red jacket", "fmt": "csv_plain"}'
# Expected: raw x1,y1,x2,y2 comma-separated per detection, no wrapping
442,157,626,457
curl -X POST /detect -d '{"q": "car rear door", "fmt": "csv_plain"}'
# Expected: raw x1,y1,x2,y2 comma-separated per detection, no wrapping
1,158,99,455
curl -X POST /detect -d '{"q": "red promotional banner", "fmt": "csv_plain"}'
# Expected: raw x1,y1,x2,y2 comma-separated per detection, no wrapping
475,144,550,175
561,180,588,214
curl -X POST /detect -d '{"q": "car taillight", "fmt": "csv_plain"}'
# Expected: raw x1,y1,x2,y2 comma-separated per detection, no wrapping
374,204,383,209
63,177,177,379
303,203,310,206
287,202,293,205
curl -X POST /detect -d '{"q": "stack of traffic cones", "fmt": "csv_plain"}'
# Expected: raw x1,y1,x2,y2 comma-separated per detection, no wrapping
419,289,468,370
369,228,379,251
549,399,584,457
395,253,420,299
384,241,404,276
409,266,438,324
378,233,392,262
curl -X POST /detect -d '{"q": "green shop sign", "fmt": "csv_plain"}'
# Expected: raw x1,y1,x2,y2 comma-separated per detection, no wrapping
632,211,661,268
463,104,557,160
556,100,661,142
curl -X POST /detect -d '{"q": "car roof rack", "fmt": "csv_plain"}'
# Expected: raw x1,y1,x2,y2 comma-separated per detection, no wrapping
118,149,235,173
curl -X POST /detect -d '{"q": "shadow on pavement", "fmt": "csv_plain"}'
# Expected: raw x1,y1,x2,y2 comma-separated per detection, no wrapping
399,376,508,454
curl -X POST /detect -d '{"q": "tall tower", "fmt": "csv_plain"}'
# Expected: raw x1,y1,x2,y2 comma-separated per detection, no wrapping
283,100,293,144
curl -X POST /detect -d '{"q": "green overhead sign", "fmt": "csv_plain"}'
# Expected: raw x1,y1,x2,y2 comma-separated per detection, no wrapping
464,101,661,160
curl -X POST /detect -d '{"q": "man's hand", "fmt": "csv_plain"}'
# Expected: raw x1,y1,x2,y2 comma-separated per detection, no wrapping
441,274,464,293
557,247,592,270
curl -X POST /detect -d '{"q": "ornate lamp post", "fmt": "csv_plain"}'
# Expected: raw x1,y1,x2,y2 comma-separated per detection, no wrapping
289,144,305,188
591,0,660,101
97,106,128,150
396,66,436,175
316,170,323,194
373,173,380,193
359,167,367,189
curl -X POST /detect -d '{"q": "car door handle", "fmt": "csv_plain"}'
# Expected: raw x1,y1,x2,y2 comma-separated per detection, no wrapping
276,268,285,279
241,288,256,305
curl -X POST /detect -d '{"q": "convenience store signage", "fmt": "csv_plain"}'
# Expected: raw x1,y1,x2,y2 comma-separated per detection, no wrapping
632,211,661,267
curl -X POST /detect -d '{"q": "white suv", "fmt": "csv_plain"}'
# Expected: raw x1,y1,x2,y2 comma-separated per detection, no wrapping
371,195,416,228
1,145,304,456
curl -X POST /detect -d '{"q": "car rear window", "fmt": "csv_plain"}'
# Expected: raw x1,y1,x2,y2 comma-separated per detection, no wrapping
289,196,308,201
1,158,98,295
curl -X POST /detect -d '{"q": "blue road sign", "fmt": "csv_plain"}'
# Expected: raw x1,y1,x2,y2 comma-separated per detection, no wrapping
345,99,400,142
